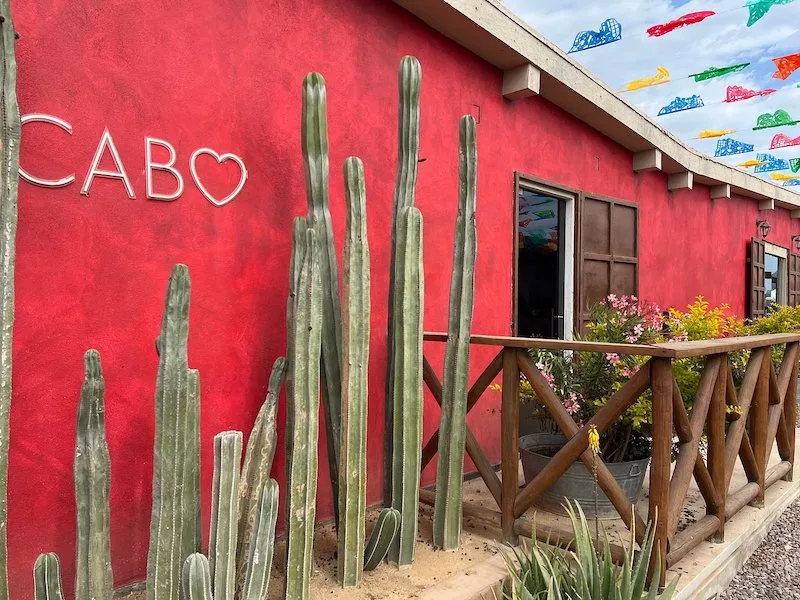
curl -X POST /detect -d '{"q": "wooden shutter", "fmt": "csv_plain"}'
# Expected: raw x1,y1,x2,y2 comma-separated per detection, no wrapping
789,252,800,307
578,197,638,331
749,238,765,319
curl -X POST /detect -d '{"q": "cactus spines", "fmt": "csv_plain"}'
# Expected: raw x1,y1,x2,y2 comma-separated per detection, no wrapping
148,264,200,600
433,115,478,551
74,350,113,600
384,56,422,506
337,157,370,587
388,206,424,568
181,554,212,600
33,554,65,600
363,508,400,572
285,229,322,600
302,72,343,518
236,357,286,594
241,481,279,600
0,5,20,599
209,431,243,600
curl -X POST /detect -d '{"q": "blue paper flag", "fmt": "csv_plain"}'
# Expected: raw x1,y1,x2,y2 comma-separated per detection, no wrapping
754,153,790,173
715,138,755,157
568,18,623,53
784,179,800,186
658,95,704,116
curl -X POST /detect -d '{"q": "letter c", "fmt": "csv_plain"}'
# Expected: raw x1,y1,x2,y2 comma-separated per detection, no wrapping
19,114,76,188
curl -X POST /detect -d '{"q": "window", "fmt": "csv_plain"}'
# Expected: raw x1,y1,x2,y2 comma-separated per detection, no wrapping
749,239,799,319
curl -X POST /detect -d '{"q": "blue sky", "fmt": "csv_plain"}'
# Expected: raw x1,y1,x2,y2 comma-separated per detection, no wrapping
502,0,800,181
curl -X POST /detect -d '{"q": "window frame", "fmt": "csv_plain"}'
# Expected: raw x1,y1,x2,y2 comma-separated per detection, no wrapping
764,241,789,308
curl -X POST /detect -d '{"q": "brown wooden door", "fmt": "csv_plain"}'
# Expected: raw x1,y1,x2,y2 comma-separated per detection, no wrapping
578,197,639,331
749,238,766,319
789,251,800,307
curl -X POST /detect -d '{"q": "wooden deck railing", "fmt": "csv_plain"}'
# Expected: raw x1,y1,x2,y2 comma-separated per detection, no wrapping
419,332,800,584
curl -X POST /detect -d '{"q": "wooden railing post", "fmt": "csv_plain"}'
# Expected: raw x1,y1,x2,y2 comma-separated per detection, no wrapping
500,346,520,545
650,357,672,585
750,345,771,507
707,354,727,541
785,344,798,482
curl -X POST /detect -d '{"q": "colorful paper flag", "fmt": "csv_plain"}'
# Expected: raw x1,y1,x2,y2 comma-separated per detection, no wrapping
646,11,716,37
772,52,800,80
791,158,800,173
754,153,791,172
737,159,768,167
695,129,736,139
725,85,777,102
747,0,794,27
753,109,800,130
622,66,670,91
690,63,750,82
715,138,755,156
770,133,800,149
770,172,800,181
658,95,704,115
568,18,623,53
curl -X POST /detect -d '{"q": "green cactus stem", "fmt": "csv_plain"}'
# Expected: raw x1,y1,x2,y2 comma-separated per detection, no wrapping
241,481,279,600
0,5,20,600
337,157,370,588
285,229,323,600
302,72,342,522
33,554,64,600
209,431,242,600
388,206,424,568
74,350,113,600
181,554,212,600
433,115,478,552
184,369,201,555
236,357,286,594
384,56,422,506
363,508,400,572
148,265,199,600
285,216,308,463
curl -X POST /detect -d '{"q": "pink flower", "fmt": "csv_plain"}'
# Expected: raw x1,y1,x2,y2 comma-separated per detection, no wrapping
542,371,556,390
563,392,580,415
606,352,621,366
622,365,640,378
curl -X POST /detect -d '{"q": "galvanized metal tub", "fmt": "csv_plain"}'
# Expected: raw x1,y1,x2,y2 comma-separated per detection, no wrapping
519,433,650,518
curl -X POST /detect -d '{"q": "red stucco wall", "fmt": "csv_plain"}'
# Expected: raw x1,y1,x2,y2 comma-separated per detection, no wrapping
8,0,798,597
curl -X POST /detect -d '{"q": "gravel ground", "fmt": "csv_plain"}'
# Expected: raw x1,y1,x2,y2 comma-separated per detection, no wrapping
719,498,800,599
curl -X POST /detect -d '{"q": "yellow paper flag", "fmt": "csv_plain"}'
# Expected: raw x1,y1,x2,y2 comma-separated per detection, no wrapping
621,66,670,92
695,129,737,139
770,172,800,181
736,159,767,168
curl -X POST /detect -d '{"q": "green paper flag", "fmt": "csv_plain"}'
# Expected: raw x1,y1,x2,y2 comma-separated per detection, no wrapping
746,0,794,27
791,158,800,173
689,63,750,82
753,109,800,130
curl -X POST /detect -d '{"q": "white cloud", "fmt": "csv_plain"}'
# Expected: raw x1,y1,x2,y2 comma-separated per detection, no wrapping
501,0,800,177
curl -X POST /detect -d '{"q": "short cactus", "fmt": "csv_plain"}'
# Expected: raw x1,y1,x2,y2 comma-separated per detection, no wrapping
33,554,64,600
363,508,400,572
240,481,279,600
181,554,212,600
388,206,424,567
148,265,201,600
209,432,242,600
74,350,113,600
433,115,478,551
337,157,370,587
285,229,323,600
384,56,422,507
302,72,342,520
0,5,20,600
236,358,286,594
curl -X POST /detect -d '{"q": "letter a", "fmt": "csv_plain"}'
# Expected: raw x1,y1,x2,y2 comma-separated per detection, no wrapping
145,137,184,201
81,128,135,198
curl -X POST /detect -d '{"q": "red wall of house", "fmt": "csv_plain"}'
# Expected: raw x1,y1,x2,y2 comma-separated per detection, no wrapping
8,0,799,597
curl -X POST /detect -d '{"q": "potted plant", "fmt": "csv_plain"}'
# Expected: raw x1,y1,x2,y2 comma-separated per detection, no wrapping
518,295,743,518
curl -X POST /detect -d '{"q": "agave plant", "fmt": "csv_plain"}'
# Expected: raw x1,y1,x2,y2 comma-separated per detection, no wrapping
503,502,677,600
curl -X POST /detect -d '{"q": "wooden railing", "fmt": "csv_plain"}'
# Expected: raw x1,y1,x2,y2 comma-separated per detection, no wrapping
419,332,800,584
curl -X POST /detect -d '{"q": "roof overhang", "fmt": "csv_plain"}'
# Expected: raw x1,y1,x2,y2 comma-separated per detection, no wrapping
392,0,800,212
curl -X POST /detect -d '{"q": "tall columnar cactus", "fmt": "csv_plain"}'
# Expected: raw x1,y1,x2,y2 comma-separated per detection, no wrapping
74,350,114,600
209,432,242,600
433,115,478,551
33,554,65,600
302,72,342,517
240,481,279,600
384,56,422,506
388,206,424,568
148,265,201,600
285,229,323,600
236,357,286,594
0,4,20,600
184,370,201,555
337,157,370,587
285,216,308,467
182,554,212,600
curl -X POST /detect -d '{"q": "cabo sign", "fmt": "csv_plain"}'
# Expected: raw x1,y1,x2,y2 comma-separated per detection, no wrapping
19,113,248,207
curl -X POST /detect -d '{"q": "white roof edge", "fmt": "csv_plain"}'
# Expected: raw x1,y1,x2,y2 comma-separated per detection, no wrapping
391,0,800,211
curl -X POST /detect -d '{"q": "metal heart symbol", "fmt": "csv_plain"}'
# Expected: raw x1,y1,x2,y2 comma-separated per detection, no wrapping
189,148,248,207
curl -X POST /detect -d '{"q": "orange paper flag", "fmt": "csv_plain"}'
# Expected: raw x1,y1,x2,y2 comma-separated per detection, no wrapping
773,52,800,80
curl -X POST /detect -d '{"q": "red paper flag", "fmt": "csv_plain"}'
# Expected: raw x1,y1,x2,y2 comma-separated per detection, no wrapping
770,133,800,149
647,11,716,37
725,85,777,102
773,52,800,80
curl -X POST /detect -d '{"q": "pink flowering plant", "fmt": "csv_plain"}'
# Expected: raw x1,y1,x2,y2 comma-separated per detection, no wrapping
523,295,744,463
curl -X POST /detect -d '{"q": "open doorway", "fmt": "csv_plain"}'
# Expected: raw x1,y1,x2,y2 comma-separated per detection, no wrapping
514,176,575,339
